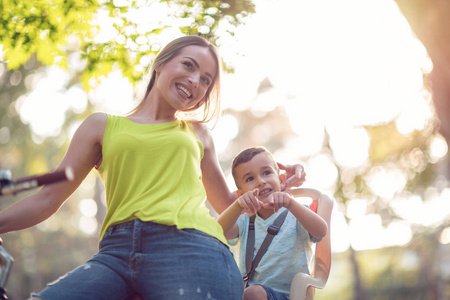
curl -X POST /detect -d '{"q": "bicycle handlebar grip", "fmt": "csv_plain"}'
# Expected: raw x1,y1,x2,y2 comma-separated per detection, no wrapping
0,167,74,196
15,167,74,187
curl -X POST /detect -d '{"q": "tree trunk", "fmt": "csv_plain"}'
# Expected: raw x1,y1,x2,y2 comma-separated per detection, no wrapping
349,247,367,300
395,0,450,145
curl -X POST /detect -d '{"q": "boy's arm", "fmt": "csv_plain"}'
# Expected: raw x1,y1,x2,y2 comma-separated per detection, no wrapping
216,200,243,240
286,198,327,239
285,188,328,239
217,189,262,240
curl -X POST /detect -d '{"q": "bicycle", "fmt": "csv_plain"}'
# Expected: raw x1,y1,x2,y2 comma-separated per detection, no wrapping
0,167,74,299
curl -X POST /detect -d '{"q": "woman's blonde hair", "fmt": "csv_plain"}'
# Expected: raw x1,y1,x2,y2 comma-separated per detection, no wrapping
130,35,222,125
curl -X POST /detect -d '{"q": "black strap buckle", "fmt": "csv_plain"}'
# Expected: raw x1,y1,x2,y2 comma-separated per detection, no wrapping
243,273,249,282
267,224,280,235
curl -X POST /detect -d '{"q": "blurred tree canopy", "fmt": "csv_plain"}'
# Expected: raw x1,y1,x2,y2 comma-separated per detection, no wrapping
1,0,255,88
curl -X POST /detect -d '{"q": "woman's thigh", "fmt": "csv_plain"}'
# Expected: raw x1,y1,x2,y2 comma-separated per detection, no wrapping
33,224,136,300
134,226,244,300
32,258,133,300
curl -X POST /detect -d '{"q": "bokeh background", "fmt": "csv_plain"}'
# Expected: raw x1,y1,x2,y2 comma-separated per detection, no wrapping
1,0,449,299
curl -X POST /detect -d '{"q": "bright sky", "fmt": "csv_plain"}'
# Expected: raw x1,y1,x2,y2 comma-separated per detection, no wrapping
11,0,450,250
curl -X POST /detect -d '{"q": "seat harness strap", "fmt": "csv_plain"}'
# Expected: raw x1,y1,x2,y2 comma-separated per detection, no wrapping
243,209,289,287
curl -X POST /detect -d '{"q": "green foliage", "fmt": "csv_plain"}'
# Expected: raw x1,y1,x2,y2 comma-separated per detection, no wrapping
1,0,255,89
1,0,99,70
366,121,430,165
364,120,440,196
167,0,255,40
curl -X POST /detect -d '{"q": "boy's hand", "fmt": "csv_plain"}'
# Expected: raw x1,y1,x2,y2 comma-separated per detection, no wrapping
263,192,292,212
237,189,263,215
277,163,306,189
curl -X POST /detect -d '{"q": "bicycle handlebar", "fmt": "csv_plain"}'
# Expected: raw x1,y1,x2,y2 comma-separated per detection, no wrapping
0,167,74,196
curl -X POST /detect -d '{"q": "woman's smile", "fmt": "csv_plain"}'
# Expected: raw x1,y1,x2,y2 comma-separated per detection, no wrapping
176,83,193,99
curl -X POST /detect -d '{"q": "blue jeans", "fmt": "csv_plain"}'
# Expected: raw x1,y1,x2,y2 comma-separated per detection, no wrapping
33,219,244,300
260,285,289,300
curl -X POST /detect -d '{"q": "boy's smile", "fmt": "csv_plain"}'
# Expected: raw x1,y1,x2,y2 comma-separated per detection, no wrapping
258,187,273,197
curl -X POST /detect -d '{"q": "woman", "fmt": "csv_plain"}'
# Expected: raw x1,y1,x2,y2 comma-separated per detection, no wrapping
0,36,305,299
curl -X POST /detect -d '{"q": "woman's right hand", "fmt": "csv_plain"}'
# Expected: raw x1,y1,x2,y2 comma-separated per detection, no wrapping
277,162,306,189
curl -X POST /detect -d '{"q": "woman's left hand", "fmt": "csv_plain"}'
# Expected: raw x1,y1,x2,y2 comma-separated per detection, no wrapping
277,162,306,189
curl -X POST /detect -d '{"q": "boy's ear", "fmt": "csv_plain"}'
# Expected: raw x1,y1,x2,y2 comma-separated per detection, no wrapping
280,173,287,190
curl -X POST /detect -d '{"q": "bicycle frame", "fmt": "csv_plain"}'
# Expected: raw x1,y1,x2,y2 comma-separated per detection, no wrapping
0,246,13,299
0,167,73,299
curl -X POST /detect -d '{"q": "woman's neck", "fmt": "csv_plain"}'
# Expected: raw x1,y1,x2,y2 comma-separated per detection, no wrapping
127,114,176,124
130,94,177,124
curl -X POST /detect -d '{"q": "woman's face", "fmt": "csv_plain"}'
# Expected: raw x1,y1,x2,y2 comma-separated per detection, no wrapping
154,45,217,112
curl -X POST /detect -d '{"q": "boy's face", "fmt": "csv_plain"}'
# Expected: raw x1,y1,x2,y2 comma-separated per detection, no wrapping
234,152,285,202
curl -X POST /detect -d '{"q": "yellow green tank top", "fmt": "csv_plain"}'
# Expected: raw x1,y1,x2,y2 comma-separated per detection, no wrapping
97,114,227,245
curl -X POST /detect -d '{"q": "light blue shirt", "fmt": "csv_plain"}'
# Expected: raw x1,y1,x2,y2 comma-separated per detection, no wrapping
228,208,316,298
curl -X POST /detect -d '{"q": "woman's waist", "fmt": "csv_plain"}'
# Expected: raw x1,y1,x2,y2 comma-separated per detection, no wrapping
101,212,228,248
101,200,214,233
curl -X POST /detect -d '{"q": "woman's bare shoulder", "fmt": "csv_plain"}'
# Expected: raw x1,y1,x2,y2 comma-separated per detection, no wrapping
191,121,206,132
74,113,108,144
85,112,108,124
80,113,107,131
191,122,213,147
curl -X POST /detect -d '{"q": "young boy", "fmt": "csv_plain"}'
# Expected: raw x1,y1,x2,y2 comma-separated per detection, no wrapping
218,146,328,300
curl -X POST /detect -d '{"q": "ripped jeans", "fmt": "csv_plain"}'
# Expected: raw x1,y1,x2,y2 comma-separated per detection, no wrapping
33,219,244,300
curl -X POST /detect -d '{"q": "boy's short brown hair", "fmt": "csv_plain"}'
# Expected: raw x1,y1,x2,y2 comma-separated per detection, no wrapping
231,146,278,183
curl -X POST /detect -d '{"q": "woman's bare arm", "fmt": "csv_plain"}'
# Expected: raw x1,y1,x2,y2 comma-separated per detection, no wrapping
193,123,237,214
0,113,106,234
